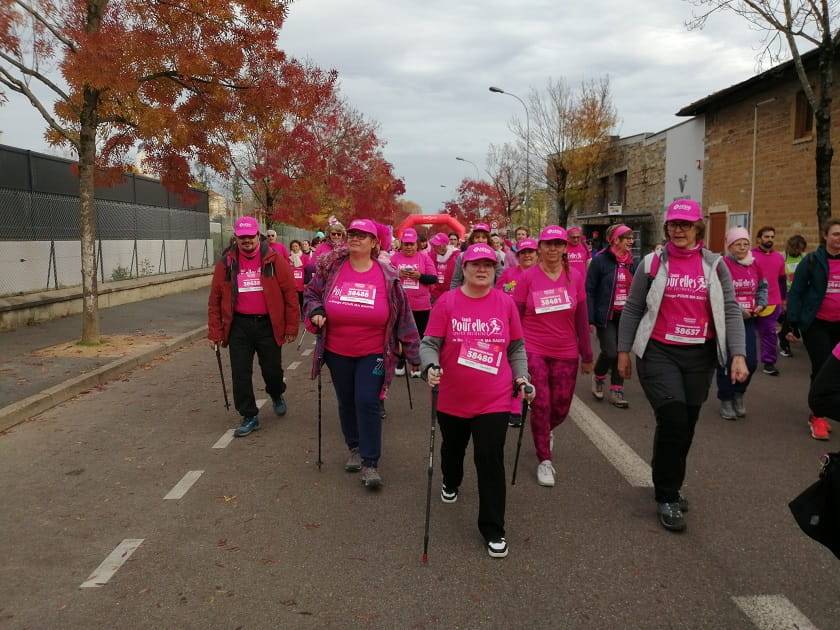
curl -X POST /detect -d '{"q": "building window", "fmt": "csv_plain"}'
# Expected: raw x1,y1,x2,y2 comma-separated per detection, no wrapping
794,90,814,140
728,212,749,231
614,170,627,207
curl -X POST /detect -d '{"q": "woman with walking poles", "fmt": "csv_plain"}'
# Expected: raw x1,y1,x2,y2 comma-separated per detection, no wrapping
304,218,421,489
512,226,593,488
420,243,534,558
617,199,748,532
586,224,637,409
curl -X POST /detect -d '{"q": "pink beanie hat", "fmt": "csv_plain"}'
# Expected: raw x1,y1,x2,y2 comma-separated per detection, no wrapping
725,227,751,248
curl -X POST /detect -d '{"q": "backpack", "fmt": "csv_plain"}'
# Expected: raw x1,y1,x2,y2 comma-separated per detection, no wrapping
789,452,840,560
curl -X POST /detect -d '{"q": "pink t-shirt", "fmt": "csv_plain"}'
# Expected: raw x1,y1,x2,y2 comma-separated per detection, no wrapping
324,261,389,357
234,251,268,315
651,251,714,345
314,241,336,261
613,262,633,311
751,248,785,305
425,289,523,418
815,258,840,321
512,265,591,360
496,265,526,296
566,243,590,278
724,257,763,313
270,241,289,259
833,341,840,360
391,251,436,312
290,258,305,292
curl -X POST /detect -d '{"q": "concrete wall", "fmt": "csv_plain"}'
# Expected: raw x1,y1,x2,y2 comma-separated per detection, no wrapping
0,238,213,296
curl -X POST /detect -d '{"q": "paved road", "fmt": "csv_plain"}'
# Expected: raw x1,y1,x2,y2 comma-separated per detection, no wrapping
0,332,836,629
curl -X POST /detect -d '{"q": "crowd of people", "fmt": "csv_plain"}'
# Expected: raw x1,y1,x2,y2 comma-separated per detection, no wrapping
207,205,840,558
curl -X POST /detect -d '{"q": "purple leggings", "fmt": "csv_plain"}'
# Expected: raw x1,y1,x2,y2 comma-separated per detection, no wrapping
527,354,578,462
754,308,780,365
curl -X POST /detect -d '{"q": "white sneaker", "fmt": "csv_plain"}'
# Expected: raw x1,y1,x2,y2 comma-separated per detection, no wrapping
487,538,509,558
537,460,555,487
410,369,421,379
394,366,406,377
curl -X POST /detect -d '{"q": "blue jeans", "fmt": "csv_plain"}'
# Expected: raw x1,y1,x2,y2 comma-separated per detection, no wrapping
716,318,757,400
324,351,385,467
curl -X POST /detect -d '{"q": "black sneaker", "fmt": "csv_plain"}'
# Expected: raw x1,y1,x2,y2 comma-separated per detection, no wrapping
508,413,522,428
487,538,509,558
272,396,287,416
763,363,780,376
441,484,458,503
779,347,792,358
678,494,689,513
657,501,686,532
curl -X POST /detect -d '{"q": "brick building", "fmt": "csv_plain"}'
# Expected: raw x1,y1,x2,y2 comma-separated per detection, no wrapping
678,49,833,252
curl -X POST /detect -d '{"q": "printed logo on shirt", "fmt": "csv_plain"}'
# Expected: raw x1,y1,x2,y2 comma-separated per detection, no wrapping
568,251,585,262
448,316,505,342
665,273,708,299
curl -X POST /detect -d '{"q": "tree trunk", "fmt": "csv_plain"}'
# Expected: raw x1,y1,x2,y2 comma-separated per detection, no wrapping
78,89,100,344
553,167,569,227
815,43,834,232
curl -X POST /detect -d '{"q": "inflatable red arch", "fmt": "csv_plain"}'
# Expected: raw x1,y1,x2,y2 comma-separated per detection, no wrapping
395,214,466,240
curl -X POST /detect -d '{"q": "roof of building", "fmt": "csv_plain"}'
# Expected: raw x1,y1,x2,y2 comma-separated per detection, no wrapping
676,44,825,116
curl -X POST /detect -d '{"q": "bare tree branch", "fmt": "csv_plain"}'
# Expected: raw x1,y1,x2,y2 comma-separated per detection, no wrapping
13,0,78,52
0,66,77,146
0,50,71,100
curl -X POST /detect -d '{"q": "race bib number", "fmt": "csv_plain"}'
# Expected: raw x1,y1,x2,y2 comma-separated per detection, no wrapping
399,265,419,290
436,264,446,284
614,269,629,307
457,340,503,375
338,282,376,306
237,269,263,293
293,268,304,281
738,299,755,311
664,317,707,344
533,287,571,314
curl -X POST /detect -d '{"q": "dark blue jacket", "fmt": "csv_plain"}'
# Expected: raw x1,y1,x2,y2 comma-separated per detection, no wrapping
788,246,837,333
586,248,639,328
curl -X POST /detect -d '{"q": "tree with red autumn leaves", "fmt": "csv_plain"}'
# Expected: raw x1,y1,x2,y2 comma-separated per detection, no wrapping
442,179,507,230
0,0,292,344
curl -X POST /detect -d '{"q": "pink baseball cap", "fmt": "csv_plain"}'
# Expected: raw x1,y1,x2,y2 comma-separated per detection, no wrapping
567,225,582,236
666,199,702,223
401,228,418,243
461,243,497,265
726,227,751,248
234,216,260,237
429,233,449,247
539,225,568,243
347,219,378,238
516,238,538,252
472,223,491,234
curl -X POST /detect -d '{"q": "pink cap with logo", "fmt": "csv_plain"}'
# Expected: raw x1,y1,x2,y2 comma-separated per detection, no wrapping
429,233,449,247
725,227,751,248
462,243,497,265
538,225,568,242
348,219,378,238
566,225,582,236
472,223,491,234
234,216,260,237
401,227,418,243
666,199,702,223
516,238,538,252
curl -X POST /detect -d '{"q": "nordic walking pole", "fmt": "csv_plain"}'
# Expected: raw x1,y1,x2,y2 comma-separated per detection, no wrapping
296,327,308,351
214,344,230,411
421,370,440,565
511,384,535,486
404,354,413,410
317,367,322,470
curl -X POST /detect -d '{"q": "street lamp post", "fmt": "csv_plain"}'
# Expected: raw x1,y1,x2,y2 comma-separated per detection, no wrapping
455,156,480,181
489,86,530,226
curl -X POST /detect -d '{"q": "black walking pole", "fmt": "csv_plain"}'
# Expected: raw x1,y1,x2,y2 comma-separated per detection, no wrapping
214,344,230,411
404,355,413,410
317,368,323,470
511,384,535,486
421,372,440,565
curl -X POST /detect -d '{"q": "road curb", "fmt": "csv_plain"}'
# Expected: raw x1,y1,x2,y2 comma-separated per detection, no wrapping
0,325,208,433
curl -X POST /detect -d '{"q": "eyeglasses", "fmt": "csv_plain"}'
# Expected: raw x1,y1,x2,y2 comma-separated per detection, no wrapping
667,221,694,232
347,231,370,240
236,234,257,240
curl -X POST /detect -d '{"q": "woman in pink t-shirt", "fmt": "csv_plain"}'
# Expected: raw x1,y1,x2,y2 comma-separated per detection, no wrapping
715,228,768,421
513,226,593,488
288,240,309,319
617,199,748,533
566,226,591,279
420,243,534,559
304,219,421,490
429,233,458,304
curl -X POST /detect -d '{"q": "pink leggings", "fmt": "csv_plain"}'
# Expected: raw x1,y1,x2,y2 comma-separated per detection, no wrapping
527,354,578,462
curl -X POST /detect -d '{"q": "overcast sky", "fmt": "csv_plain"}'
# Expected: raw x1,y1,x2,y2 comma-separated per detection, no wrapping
1,0,774,214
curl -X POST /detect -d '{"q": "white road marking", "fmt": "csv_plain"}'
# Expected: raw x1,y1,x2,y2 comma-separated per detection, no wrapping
287,361,301,371
569,395,653,487
256,398,267,409
80,539,144,588
733,595,819,630
301,348,313,356
212,429,235,449
163,470,204,500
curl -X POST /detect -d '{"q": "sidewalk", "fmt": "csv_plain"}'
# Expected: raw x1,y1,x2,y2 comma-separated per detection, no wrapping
0,288,210,410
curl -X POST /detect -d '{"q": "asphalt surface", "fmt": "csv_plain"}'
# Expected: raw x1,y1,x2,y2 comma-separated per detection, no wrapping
0,288,209,408
0,328,837,629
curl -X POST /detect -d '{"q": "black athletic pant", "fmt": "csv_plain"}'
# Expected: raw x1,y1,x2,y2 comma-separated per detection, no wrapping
228,314,285,418
809,354,840,421
637,340,716,504
438,411,508,542
397,309,430,369
594,312,623,386
802,318,840,381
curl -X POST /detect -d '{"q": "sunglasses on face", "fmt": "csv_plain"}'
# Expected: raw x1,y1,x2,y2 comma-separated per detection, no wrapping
347,231,370,240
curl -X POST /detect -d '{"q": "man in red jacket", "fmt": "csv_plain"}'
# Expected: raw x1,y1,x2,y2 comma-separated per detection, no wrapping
208,216,299,436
